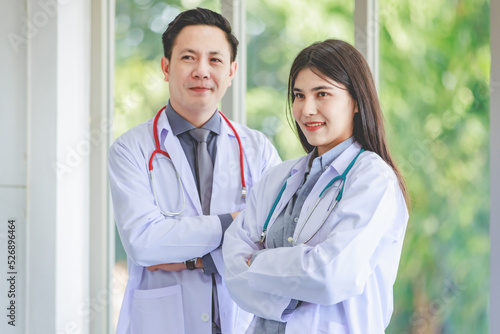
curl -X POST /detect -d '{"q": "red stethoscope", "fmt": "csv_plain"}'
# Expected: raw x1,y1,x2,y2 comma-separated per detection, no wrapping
148,106,247,216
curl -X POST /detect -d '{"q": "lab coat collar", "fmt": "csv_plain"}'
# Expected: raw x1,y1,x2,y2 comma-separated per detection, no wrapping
219,111,247,139
303,142,363,203
266,142,364,243
155,107,247,215
293,142,365,243
290,151,312,176
330,141,363,176
266,155,310,227
210,112,248,213
155,109,203,215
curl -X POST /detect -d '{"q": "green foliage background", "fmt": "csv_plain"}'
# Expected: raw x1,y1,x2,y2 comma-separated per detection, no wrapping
114,0,490,332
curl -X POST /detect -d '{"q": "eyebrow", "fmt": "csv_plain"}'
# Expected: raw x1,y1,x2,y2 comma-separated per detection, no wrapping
293,85,334,92
180,48,224,56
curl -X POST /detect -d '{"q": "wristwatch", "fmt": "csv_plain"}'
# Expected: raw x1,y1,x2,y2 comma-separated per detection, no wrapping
184,258,198,270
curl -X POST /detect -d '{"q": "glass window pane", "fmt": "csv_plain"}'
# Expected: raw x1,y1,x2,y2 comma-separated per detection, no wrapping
379,1,490,332
246,0,354,160
113,1,221,331
114,0,220,138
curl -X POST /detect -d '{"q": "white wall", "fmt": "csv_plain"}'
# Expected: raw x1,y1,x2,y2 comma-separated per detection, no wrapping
1,1,28,333
1,0,93,332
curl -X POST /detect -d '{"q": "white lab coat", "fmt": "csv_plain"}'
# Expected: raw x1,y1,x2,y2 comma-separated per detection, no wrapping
108,110,281,334
223,142,409,334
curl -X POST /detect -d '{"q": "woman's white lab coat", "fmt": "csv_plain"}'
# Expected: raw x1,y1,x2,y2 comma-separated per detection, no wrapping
223,142,408,334
108,110,281,334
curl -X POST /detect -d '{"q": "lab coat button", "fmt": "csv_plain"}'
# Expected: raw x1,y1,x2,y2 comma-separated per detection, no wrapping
201,313,210,322
294,217,299,223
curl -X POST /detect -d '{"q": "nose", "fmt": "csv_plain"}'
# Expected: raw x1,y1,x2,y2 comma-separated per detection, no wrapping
192,60,210,79
302,97,317,116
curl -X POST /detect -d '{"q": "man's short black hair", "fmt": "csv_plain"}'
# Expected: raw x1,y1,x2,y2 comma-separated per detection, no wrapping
162,7,239,62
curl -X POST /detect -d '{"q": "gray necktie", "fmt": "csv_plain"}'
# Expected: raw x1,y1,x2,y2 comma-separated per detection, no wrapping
189,128,213,215
190,128,220,332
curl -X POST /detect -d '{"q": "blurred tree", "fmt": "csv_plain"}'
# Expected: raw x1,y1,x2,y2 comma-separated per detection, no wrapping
114,0,490,332
379,0,490,333
245,0,354,159
114,0,220,140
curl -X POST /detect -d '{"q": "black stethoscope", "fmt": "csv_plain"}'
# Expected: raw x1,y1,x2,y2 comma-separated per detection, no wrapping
148,106,247,216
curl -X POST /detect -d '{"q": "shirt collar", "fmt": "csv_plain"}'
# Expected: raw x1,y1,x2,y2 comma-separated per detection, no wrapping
165,101,221,136
306,137,355,173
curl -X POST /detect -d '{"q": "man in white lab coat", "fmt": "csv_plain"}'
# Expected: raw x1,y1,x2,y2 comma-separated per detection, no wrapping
108,8,281,334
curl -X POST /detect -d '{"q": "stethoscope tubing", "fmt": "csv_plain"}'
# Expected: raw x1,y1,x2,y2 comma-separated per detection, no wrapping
149,106,246,216
261,148,365,245
150,167,186,216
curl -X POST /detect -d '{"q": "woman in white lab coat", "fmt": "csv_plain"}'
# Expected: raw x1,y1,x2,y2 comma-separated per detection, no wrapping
222,39,410,334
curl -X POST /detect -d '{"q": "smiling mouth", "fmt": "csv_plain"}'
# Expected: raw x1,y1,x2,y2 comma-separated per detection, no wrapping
304,122,326,128
190,86,212,92
303,122,326,132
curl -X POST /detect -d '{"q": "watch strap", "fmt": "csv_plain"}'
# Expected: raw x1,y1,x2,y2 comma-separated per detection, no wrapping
184,258,197,270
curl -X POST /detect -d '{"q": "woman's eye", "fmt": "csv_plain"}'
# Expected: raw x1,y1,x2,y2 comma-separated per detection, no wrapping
294,93,304,99
318,92,328,97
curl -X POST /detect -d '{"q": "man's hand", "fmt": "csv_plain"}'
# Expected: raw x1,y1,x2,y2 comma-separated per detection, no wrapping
147,263,186,272
147,258,204,272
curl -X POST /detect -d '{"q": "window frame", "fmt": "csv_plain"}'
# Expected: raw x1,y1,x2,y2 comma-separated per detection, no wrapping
102,0,499,332
90,0,115,333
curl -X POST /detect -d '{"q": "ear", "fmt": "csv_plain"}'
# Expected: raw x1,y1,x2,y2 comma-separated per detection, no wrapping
161,57,170,82
227,61,238,87
353,100,359,113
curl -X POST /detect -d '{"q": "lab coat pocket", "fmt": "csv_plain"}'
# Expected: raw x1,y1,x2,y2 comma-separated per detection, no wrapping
317,320,348,333
130,284,185,334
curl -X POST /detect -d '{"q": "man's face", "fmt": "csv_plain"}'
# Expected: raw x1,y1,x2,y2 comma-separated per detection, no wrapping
161,25,237,125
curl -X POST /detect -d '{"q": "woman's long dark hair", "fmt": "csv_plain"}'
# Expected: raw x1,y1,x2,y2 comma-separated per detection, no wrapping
286,39,410,205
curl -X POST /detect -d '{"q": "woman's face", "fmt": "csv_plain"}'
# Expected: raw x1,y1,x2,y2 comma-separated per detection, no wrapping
292,68,357,156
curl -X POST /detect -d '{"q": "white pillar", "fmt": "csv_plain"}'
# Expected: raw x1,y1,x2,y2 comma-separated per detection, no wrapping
221,0,247,124
490,0,500,332
24,0,91,333
1,1,112,332
354,0,379,87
